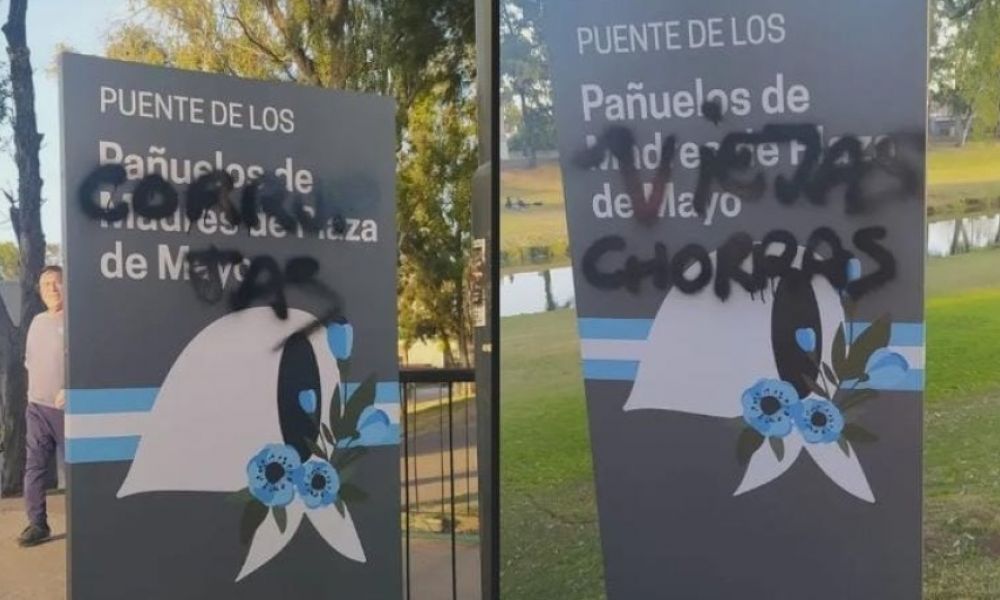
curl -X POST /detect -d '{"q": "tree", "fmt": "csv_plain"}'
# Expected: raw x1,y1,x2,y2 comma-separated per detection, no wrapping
106,0,478,364
0,0,48,496
933,0,1000,144
397,87,477,365
0,242,19,280
500,0,555,166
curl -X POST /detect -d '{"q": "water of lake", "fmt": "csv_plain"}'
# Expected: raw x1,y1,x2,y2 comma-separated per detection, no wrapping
502,213,1000,318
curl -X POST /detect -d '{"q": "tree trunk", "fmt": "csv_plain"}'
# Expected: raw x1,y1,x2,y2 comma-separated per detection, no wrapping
541,269,555,312
1,0,47,497
958,110,975,147
517,90,537,168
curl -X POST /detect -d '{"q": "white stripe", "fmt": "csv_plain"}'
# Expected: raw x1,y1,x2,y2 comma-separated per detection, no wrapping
376,404,401,423
581,339,924,370
67,412,150,439
580,339,646,361
67,406,401,441
889,345,924,370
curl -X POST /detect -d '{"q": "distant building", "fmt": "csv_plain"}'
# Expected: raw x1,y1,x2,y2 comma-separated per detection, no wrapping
929,102,961,140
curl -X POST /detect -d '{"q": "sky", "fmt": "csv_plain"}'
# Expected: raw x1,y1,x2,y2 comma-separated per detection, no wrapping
0,0,133,244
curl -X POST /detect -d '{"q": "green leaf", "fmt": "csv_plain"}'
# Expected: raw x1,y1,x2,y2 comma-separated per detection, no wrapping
842,295,857,317
843,423,879,444
843,314,891,380
342,374,377,432
832,324,848,378
240,500,268,547
338,359,352,377
336,447,368,478
227,488,253,505
329,384,343,437
339,482,369,503
273,506,287,534
737,428,765,467
837,437,852,458
840,389,878,412
801,375,829,400
769,436,785,462
822,362,839,387
304,436,325,459
322,423,335,446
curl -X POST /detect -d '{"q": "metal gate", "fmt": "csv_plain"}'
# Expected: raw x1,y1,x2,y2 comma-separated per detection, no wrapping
400,368,481,600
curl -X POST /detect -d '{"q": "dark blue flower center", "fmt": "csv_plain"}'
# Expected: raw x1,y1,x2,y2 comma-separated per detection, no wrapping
265,462,286,484
810,412,828,428
760,395,781,416
311,473,327,491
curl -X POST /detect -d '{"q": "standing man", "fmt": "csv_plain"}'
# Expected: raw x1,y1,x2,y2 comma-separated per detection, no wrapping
17,265,65,547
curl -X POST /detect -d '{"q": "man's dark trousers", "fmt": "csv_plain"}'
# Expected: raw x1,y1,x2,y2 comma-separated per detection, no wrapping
24,401,64,527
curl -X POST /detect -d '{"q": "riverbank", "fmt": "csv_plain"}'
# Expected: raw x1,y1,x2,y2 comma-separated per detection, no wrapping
501,143,1000,274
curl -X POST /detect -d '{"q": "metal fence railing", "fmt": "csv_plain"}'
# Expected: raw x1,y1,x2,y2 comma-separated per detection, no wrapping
400,367,479,600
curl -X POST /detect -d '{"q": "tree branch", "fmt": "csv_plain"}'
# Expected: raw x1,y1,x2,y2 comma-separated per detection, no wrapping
262,0,323,86
222,7,297,82
944,0,985,19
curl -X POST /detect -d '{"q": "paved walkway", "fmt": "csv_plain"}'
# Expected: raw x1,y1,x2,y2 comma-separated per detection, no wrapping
0,494,480,600
0,494,66,600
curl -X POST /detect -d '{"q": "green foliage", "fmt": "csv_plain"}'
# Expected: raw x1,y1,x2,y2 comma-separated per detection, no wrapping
105,0,478,357
239,498,268,546
336,374,376,441
0,241,19,280
398,88,478,364
933,0,1000,141
500,0,556,160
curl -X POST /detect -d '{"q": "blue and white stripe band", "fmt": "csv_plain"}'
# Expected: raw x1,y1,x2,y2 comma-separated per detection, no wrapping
65,381,401,464
578,319,925,392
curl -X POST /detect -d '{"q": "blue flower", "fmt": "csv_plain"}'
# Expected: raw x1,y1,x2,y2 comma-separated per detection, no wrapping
864,348,909,388
741,379,801,438
294,459,340,509
338,406,398,448
846,258,862,282
327,322,353,360
246,444,302,507
793,398,845,444
298,389,317,414
795,328,817,353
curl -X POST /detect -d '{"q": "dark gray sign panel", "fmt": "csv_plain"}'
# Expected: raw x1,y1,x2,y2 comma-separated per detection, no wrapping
544,2,926,598
60,53,401,599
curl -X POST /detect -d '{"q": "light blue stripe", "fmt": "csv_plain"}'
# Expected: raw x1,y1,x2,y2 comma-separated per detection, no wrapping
579,360,923,392
578,318,653,340
340,424,402,448
66,436,141,464
847,322,925,346
343,382,400,404
855,369,925,392
66,388,158,415
66,423,402,464
582,360,640,381
67,381,400,415
362,424,401,447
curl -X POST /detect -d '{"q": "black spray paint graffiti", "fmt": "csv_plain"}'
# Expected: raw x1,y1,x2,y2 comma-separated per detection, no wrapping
582,226,894,301
78,164,350,337
575,100,924,218
573,100,919,300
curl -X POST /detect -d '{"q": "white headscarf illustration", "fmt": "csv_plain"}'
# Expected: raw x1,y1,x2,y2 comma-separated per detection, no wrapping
118,307,366,580
622,248,875,502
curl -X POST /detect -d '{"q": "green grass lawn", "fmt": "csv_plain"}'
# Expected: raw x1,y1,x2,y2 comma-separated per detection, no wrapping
500,249,1000,599
928,142,1000,186
501,143,1000,272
